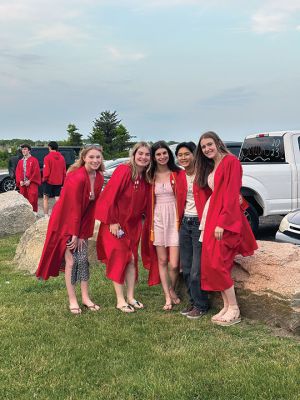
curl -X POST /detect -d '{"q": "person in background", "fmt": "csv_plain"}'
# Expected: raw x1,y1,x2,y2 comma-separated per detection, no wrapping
8,148,22,179
142,141,186,311
95,142,151,313
194,131,257,326
15,144,41,213
36,145,104,315
175,142,209,319
42,141,66,217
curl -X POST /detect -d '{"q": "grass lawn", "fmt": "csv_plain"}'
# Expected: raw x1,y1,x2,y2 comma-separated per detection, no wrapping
0,234,299,400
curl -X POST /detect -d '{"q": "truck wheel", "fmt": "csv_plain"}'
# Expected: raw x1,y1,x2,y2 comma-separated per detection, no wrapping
0,177,16,192
244,203,259,236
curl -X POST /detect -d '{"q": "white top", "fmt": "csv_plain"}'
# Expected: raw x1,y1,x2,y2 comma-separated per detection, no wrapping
184,173,198,217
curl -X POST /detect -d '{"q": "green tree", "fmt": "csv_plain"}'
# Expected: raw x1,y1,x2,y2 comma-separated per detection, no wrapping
66,123,83,146
89,111,134,158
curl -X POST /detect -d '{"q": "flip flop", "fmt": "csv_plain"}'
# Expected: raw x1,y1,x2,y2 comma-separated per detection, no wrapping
83,303,101,312
212,316,241,326
116,305,135,313
69,307,82,315
128,300,144,309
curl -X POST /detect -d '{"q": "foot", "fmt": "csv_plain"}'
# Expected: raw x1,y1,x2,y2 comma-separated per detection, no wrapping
83,303,100,312
186,307,207,320
211,306,228,322
69,307,82,315
163,303,173,311
169,287,181,305
116,304,135,313
180,304,194,316
212,305,241,326
128,299,144,309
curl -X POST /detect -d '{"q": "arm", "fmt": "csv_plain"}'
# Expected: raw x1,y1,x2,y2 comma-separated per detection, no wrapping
43,155,50,182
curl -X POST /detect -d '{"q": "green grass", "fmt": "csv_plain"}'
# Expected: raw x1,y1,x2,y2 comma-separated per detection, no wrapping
0,235,299,400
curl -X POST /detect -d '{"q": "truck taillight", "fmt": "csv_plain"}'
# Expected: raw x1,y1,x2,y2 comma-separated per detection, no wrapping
256,133,269,138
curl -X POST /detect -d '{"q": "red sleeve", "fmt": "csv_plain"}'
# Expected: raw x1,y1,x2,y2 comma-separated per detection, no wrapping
15,160,22,187
43,155,50,182
58,173,85,236
217,156,242,233
28,157,41,185
95,164,131,224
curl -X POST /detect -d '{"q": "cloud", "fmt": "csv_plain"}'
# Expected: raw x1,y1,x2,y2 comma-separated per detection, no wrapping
251,0,300,33
107,46,146,61
198,86,257,107
35,24,89,43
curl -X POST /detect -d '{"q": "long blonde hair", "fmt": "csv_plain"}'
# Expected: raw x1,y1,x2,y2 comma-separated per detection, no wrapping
128,141,151,183
68,145,105,173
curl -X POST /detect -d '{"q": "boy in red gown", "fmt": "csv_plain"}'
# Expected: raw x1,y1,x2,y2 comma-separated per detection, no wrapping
15,144,41,212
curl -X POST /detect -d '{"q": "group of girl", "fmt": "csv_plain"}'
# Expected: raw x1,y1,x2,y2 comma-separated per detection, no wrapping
36,132,257,326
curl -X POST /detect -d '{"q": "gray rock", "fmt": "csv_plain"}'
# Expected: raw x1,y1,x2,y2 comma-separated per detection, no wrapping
14,217,99,275
0,191,36,237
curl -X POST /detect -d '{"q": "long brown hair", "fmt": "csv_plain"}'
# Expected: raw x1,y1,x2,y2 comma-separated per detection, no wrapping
68,145,105,173
194,131,230,187
128,141,151,183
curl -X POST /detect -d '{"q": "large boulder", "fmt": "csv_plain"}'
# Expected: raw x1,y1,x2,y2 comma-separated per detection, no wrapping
0,191,35,237
232,240,300,334
14,218,99,275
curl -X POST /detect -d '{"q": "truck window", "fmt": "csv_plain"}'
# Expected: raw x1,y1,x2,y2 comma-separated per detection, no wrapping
298,137,300,151
239,136,285,163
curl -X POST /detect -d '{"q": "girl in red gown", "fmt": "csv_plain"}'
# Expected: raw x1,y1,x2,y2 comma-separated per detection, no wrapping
142,141,186,311
194,131,257,326
95,142,151,313
36,146,104,315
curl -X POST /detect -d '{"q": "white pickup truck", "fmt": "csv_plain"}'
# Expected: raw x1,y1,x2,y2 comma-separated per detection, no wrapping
239,131,300,234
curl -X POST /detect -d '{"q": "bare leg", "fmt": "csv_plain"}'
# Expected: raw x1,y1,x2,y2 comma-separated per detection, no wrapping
43,194,49,216
113,280,134,313
168,246,180,304
81,280,100,311
211,291,229,321
55,196,60,202
213,285,241,325
125,258,143,308
156,246,172,310
64,249,81,314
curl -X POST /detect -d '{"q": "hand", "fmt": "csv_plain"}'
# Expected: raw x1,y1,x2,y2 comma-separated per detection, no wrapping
214,226,224,241
20,181,24,187
25,180,30,186
109,223,120,237
66,235,78,251
77,238,86,252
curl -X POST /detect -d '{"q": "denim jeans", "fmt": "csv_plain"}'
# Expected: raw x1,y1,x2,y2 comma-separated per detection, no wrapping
179,216,209,312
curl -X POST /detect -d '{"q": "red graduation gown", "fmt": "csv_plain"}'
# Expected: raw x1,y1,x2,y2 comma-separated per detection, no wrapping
141,169,187,286
36,166,104,280
15,156,41,212
195,155,257,291
95,164,149,284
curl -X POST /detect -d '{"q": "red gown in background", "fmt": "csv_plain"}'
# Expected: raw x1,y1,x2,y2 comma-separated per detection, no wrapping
95,164,149,284
194,155,257,291
36,166,104,280
15,156,41,212
141,169,187,286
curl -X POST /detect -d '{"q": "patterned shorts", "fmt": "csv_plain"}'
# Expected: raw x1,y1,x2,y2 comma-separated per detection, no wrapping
71,240,90,285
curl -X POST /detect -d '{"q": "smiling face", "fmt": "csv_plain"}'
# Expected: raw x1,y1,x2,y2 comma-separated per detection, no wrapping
154,147,169,166
134,146,151,170
83,149,102,172
21,147,30,158
200,137,220,161
176,147,194,170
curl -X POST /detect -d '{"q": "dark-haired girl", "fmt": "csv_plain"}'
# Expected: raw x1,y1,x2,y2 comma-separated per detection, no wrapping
142,141,186,311
194,132,257,326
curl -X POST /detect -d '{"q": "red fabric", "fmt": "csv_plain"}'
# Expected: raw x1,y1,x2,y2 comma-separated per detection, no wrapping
36,167,104,280
15,156,41,186
95,164,149,284
19,184,39,212
196,155,257,291
42,151,66,185
15,156,41,211
141,169,187,286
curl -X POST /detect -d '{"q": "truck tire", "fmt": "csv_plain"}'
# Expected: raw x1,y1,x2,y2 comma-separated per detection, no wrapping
244,203,259,237
0,177,16,192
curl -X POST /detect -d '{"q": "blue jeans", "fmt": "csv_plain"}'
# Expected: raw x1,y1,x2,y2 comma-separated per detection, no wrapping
179,216,209,312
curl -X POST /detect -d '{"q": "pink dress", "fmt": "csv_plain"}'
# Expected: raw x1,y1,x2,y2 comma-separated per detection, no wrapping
153,181,179,247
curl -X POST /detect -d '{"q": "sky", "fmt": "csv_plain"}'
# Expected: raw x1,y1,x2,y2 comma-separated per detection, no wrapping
0,0,300,144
